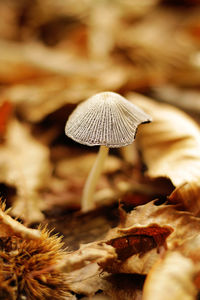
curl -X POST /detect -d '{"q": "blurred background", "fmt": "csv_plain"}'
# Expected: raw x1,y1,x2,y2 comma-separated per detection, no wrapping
0,0,200,222
1,0,200,110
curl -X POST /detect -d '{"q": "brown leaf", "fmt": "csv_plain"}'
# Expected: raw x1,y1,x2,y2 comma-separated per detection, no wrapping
99,223,172,274
128,93,200,214
61,242,117,296
99,201,200,274
62,242,117,273
0,119,51,224
0,202,40,239
143,252,197,300
0,101,12,138
169,182,200,216
107,225,172,260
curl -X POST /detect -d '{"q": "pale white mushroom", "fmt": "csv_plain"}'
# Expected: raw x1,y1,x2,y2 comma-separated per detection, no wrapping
65,91,151,212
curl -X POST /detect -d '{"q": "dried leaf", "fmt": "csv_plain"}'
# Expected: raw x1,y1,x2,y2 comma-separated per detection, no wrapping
129,94,200,186
100,223,172,274
61,242,117,296
0,101,12,138
0,119,51,224
169,182,200,216
0,202,40,239
128,93,200,213
62,242,117,273
99,201,200,274
67,264,102,296
143,252,197,300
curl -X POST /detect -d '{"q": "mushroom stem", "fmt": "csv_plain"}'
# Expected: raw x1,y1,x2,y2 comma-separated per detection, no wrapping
82,145,109,212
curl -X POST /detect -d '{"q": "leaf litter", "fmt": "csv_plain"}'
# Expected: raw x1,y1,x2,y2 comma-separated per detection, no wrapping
0,1,200,299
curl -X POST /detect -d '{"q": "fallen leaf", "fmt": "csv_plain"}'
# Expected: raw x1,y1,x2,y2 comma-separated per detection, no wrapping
0,202,40,239
0,101,12,138
61,242,117,296
128,93,200,214
100,223,172,274
0,119,51,224
169,182,200,216
143,252,197,300
62,242,117,273
98,201,200,274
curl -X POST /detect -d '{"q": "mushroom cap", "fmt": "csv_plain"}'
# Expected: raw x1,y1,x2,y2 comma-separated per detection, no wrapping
65,91,152,148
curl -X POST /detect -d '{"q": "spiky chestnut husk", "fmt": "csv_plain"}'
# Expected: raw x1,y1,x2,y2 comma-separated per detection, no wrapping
0,229,71,300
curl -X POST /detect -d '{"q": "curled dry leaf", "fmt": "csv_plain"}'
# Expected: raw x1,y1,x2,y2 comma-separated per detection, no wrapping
98,201,200,275
128,93,200,214
123,202,200,249
61,242,117,296
0,202,40,240
0,101,12,138
62,242,117,273
0,119,51,224
67,263,102,296
143,252,197,300
169,182,200,216
99,223,172,274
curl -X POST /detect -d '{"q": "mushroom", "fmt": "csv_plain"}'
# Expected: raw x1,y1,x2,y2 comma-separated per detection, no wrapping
65,91,152,212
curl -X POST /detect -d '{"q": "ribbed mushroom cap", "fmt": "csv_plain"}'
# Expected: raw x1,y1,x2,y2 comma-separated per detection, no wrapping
65,92,152,148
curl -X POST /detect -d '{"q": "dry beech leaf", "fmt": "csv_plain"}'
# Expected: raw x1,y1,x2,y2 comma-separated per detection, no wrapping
0,119,51,224
127,93,200,214
61,242,117,296
67,263,101,296
169,182,200,216
0,202,41,239
62,242,117,273
0,101,12,138
99,201,200,275
123,202,200,248
99,223,172,274
128,93,200,186
143,252,197,300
